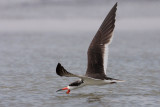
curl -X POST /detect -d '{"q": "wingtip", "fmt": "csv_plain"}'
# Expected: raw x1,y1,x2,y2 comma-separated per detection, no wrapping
57,63,61,66
57,63,62,69
56,63,62,76
114,2,118,9
57,63,60,69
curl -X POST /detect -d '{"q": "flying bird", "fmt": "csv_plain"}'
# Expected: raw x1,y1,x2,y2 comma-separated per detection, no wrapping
56,3,124,94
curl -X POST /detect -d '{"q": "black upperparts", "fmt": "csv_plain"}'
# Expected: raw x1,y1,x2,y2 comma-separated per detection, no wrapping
69,80,84,86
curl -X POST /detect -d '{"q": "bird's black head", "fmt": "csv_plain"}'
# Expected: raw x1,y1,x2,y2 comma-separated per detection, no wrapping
69,79,84,86
56,79,84,94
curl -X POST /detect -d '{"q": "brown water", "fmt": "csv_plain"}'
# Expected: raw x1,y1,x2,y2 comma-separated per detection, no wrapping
0,0,160,107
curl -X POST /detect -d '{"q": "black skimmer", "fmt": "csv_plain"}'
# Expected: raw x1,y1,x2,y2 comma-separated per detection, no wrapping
56,3,124,94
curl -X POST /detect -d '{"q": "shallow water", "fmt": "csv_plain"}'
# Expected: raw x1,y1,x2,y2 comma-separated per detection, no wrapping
0,0,160,107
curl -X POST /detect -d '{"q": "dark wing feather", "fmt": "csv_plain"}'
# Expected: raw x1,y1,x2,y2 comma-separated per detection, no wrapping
56,63,80,77
85,3,117,79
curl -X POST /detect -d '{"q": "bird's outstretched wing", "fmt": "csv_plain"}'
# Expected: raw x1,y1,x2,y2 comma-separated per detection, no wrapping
56,63,81,78
85,3,117,79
